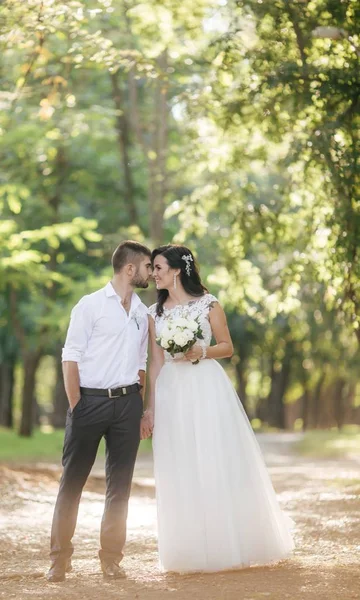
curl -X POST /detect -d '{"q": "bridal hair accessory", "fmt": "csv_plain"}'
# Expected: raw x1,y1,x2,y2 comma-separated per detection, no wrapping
182,254,194,276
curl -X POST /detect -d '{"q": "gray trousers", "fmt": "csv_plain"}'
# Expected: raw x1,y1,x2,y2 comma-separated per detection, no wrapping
50,389,143,564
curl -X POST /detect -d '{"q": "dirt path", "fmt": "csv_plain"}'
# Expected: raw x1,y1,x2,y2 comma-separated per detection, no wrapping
0,434,359,600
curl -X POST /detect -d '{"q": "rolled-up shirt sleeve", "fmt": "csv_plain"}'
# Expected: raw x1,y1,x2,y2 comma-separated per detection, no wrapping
62,296,93,363
139,315,149,371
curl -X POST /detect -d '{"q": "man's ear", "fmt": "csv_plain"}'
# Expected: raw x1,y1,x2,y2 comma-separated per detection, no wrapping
126,263,135,277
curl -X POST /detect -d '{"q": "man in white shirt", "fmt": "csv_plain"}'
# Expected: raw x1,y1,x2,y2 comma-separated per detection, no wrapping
47,240,152,582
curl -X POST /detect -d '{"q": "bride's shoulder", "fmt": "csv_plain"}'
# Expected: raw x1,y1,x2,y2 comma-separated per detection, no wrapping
204,292,218,303
195,293,218,311
202,292,218,306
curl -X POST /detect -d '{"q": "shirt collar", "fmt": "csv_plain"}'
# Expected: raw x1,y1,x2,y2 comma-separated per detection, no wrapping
130,294,142,311
104,282,142,311
105,282,117,297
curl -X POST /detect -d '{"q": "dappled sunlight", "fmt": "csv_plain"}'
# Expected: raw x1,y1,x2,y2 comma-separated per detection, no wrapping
1,437,360,598
331,438,360,450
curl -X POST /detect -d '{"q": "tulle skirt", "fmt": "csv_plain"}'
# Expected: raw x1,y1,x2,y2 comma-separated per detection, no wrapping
152,358,294,573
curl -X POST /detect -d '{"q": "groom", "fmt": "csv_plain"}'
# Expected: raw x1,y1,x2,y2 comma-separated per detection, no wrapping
47,240,152,582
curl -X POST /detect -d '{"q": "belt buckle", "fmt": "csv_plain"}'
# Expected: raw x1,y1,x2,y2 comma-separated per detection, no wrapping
122,387,127,395
108,388,120,398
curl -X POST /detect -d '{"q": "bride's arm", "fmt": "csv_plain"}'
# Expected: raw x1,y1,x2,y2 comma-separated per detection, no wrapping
147,316,165,412
185,303,234,362
141,316,164,439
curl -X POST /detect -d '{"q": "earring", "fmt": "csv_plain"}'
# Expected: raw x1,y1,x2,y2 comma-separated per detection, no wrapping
173,273,177,290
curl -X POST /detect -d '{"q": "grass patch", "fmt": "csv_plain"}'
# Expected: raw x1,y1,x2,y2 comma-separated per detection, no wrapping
0,427,152,463
295,426,360,458
326,478,360,488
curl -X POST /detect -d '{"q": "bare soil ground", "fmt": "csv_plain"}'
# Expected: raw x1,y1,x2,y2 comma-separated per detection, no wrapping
0,434,359,600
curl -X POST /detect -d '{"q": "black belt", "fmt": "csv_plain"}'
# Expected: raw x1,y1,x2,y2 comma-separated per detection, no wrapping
80,383,141,398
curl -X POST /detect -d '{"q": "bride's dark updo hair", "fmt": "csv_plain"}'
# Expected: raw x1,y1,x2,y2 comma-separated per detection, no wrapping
151,244,208,316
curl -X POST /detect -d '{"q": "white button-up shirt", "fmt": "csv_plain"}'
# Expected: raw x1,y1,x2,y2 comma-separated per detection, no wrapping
62,282,149,389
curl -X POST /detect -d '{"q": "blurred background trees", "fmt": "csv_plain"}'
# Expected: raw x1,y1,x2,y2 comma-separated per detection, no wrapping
0,0,359,436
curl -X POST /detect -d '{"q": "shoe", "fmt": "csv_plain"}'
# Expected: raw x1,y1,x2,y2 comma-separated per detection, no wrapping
100,561,126,579
66,559,73,573
46,558,72,582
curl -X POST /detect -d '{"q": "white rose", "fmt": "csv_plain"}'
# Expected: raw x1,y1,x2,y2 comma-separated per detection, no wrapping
160,338,170,349
173,317,189,328
173,332,188,347
183,328,195,342
187,319,198,332
161,326,172,341
172,325,184,336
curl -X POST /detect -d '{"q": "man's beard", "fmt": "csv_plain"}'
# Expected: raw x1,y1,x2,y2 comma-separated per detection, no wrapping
131,272,149,289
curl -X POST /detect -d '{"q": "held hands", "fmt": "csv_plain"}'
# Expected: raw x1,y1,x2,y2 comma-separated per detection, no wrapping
140,409,154,440
184,343,204,364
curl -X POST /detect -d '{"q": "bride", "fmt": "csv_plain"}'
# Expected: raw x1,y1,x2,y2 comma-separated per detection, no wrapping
141,244,294,573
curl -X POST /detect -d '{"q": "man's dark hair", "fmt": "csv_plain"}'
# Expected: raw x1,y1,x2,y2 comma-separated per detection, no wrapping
112,240,151,273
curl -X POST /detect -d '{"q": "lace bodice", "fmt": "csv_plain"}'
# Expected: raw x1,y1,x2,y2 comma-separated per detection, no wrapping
149,294,218,363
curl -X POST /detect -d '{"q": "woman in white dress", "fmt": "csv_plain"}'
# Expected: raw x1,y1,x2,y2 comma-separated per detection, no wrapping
141,244,294,573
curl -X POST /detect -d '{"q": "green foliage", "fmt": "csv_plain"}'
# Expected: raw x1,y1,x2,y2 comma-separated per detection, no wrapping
0,0,359,433
175,0,360,334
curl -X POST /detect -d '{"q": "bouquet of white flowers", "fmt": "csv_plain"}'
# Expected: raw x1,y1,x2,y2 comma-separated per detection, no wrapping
157,315,204,364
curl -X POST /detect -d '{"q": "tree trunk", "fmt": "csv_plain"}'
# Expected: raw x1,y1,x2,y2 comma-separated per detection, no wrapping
51,346,69,428
267,366,286,429
127,51,169,243
110,72,138,224
301,370,311,431
312,372,326,428
355,327,360,346
347,383,357,425
302,389,310,431
0,358,15,428
235,361,249,417
19,351,42,437
266,350,291,429
149,49,168,244
333,378,347,431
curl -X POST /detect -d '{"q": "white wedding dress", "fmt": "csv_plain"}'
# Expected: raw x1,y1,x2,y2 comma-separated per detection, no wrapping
149,294,294,573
